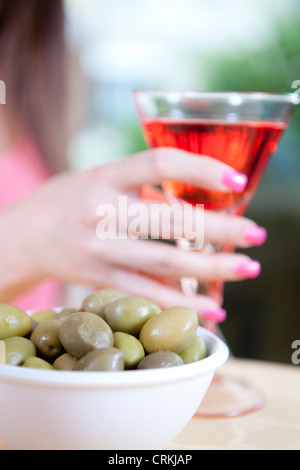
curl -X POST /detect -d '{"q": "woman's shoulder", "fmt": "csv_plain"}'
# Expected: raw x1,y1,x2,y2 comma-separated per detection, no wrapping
0,136,51,206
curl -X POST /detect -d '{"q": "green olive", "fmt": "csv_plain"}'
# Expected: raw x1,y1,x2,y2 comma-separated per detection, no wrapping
81,289,128,319
137,351,184,369
55,308,79,322
30,319,64,361
23,357,54,370
53,353,78,371
58,312,114,359
73,348,124,372
104,296,161,336
113,332,145,369
179,335,207,364
139,307,198,354
29,310,57,336
3,336,36,366
0,305,31,340
31,310,56,323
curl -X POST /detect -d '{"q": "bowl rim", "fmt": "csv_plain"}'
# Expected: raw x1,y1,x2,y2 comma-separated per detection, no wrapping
0,313,229,388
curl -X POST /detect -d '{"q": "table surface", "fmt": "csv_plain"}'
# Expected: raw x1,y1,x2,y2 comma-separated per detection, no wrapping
168,358,300,450
1,358,299,451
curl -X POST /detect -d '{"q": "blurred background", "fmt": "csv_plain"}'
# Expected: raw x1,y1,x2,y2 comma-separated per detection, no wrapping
64,0,300,364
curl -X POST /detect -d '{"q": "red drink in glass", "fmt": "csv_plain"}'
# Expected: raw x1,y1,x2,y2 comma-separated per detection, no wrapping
142,118,286,212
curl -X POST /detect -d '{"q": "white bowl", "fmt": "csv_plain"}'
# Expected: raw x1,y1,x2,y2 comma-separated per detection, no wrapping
0,325,228,450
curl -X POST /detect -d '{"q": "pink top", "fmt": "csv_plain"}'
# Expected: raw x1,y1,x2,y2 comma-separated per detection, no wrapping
0,137,62,311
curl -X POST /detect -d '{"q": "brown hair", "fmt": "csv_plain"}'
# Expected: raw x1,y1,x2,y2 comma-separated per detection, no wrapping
0,0,68,172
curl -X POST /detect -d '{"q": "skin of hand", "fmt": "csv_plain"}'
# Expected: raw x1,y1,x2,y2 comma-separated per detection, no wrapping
0,148,267,322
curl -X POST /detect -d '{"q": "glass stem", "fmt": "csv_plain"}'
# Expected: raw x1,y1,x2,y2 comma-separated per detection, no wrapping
178,239,224,305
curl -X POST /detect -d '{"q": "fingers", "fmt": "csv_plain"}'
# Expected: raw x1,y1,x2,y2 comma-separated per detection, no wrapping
96,239,261,283
104,148,247,193
203,211,267,248
86,264,226,322
95,190,267,249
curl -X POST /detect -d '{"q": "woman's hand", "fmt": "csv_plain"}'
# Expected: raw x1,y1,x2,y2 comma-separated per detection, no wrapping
0,148,267,322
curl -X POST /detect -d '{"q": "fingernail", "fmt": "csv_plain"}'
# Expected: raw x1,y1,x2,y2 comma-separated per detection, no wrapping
222,171,248,193
234,260,261,278
244,226,268,245
202,308,227,323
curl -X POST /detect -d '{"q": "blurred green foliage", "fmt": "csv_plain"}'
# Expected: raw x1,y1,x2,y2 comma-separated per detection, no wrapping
206,17,300,124
207,18,300,89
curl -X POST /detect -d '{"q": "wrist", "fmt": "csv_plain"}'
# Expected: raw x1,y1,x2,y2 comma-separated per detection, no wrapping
0,200,45,303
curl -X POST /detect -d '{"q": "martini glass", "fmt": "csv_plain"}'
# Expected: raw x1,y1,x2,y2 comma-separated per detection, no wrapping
134,90,299,418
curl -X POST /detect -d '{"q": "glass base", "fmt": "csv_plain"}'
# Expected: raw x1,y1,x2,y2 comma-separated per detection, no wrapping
195,373,266,418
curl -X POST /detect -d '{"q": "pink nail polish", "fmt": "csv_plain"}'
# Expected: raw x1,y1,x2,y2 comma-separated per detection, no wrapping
244,226,268,245
235,260,261,278
202,308,227,323
222,171,248,193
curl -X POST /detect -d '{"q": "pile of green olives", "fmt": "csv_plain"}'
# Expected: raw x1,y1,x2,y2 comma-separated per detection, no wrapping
0,289,207,372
